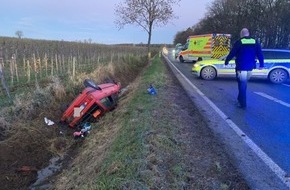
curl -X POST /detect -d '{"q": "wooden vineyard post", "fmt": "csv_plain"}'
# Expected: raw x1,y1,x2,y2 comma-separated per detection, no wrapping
44,53,48,77
51,55,54,76
23,56,26,75
38,57,42,78
67,56,71,76
59,54,63,74
9,55,14,85
0,46,11,99
110,53,114,63
61,54,65,75
72,56,76,79
12,54,19,82
33,54,38,82
55,54,59,74
27,60,31,82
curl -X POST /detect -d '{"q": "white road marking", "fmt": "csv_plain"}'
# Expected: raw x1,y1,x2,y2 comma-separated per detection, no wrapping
163,54,290,188
254,92,290,108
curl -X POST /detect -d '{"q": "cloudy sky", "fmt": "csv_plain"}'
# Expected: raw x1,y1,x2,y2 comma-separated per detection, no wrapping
0,0,213,44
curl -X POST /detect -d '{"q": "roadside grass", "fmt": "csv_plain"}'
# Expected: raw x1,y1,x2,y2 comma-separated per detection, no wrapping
53,54,186,189
53,53,249,190
87,55,186,189
0,53,151,190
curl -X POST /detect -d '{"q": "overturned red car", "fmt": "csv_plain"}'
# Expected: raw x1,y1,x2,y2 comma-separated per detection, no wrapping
61,79,121,128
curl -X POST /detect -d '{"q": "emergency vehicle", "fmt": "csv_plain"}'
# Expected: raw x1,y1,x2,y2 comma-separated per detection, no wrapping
61,79,121,128
191,49,290,84
177,33,231,63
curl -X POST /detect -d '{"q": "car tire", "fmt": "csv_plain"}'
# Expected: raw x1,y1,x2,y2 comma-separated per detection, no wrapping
84,79,101,90
268,68,288,84
200,66,217,80
179,56,184,63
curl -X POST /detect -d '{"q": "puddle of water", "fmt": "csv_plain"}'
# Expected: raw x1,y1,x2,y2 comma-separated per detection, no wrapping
29,156,63,190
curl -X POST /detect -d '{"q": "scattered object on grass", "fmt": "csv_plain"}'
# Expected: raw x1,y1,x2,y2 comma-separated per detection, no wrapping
81,122,91,133
16,166,37,173
44,117,55,126
73,122,92,138
147,84,157,95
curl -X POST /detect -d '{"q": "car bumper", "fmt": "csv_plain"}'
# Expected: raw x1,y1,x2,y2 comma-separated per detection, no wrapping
191,70,200,77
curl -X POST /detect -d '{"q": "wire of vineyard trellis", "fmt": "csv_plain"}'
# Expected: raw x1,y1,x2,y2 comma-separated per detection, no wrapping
0,37,152,106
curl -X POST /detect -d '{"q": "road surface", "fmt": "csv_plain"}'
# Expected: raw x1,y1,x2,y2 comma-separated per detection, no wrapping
163,49,290,190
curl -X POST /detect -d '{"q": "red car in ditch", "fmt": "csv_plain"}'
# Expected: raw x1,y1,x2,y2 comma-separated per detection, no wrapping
61,79,121,128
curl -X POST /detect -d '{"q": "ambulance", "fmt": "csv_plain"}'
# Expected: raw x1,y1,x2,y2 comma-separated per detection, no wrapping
177,33,231,63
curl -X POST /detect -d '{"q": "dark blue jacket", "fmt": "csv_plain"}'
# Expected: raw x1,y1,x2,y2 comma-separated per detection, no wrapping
225,36,264,71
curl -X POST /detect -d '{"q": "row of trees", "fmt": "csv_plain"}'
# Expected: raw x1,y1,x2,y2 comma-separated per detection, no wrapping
174,0,290,48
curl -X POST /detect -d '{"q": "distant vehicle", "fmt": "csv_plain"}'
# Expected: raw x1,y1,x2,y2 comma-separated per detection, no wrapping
61,79,121,128
191,49,290,84
178,34,231,63
174,43,184,58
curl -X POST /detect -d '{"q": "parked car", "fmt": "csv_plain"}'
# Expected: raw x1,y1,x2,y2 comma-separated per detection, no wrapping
174,45,184,59
191,49,290,84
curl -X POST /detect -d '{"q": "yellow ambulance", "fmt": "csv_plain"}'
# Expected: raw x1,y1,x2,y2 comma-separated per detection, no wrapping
177,34,231,63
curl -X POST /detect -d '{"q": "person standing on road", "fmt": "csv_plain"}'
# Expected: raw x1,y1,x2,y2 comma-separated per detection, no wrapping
224,28,264,109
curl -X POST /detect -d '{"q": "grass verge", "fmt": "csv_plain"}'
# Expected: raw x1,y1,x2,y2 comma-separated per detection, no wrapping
0,53,149,190
54,55,182,189
94,55,171,189
53,54,249,190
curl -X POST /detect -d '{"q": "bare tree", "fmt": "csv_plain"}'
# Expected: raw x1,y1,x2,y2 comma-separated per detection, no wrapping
115,0,180,57
15,30,23,39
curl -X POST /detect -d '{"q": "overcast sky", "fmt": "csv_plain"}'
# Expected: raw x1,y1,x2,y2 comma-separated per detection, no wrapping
0,0,213,44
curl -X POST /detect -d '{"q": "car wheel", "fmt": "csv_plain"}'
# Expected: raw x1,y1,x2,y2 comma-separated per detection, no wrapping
268,68,288,84
84,79,101,90
179,56,184,63
200,66,217,80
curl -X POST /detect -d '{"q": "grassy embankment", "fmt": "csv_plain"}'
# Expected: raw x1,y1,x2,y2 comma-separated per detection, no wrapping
55,55,187,189
54,54,249,190
95,55,176,189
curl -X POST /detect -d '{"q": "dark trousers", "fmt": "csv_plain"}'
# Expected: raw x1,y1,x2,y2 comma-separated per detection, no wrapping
236,71,252,107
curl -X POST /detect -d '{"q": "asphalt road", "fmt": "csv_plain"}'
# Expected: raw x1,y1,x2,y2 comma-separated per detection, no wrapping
163,49,290,190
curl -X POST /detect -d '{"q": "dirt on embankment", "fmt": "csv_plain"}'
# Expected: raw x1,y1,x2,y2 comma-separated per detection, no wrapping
0,56,249,190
